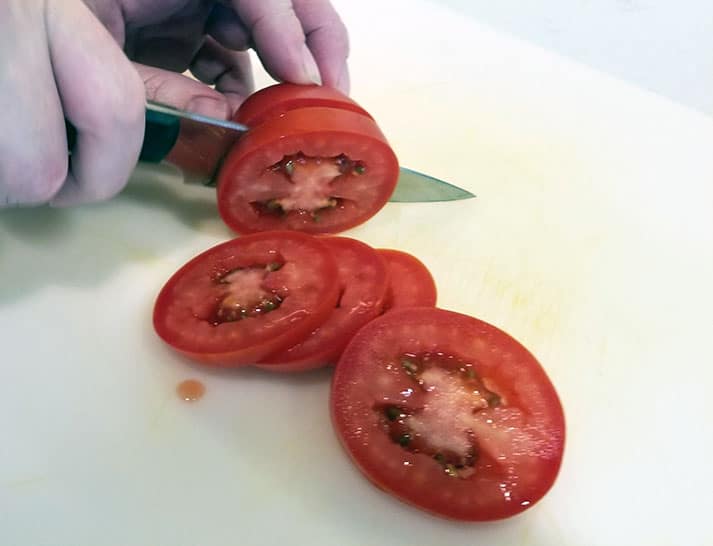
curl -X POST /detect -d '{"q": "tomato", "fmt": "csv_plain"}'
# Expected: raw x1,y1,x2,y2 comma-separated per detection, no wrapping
153,231,339,366
378,249,437,311
235,83,373,128
258,237,389,372
164,123,238,184
217,107,399,234
331,307,565,521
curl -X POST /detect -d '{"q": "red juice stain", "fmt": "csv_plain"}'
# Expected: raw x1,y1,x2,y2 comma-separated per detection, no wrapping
176,379,205,402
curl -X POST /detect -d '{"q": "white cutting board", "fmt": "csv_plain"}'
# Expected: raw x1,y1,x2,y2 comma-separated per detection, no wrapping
1,1,711,544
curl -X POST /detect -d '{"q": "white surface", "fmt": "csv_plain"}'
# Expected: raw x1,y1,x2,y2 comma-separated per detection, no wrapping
435,0,713,117
2,0,713,544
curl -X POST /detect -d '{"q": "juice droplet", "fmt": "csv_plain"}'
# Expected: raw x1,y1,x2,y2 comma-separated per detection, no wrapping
176,379,205,402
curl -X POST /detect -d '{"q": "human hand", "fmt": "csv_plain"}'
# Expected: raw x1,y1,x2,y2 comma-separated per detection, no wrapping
93,0,350,117
0,0,145,207
0,0,349,207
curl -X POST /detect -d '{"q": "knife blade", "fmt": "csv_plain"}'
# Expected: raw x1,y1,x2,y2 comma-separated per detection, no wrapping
66,101,474,202
390,167,474,202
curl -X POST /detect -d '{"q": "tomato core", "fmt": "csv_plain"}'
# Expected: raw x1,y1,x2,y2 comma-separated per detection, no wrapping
208,263,285,325
256,153,367,220
377,352,502,479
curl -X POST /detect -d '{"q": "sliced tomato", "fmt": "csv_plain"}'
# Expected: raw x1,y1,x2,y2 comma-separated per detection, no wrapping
164,122,238,184
235,83,373,128
258,237,389,372
153,231,339,366
378,249,437,311
217,107,399,234
331,307,565,521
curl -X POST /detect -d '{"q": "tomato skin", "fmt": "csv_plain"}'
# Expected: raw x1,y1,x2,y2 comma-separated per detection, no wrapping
164,123,238,183
217,107,399,235
258,237,389,372
331,307,565,521
153,231,339,366
234,83,373,128
378,249,437,311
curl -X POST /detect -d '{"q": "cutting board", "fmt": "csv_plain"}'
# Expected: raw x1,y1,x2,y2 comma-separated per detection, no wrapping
2,0,711,544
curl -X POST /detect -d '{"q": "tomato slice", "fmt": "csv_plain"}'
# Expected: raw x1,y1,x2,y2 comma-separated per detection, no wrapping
234,83,373,128
331,307,565,521
153,231,339,366
164,123,238,184
258,237,389,372
378,249,437,311
217,107,399,234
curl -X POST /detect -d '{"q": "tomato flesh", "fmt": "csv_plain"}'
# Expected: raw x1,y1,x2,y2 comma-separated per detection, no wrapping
377,351,501,478
207,264,284,324
257,152,367,218
258,237,389,372
331,307,565,521
153,231,339,366
217,107,399,234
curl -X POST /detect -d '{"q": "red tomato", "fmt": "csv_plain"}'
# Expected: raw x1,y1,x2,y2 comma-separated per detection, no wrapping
217,107,399,234
378,249,437,311
164,123,238,184
235,83,373,128
331,307,565,521
258,237,389,372
153,231,339,366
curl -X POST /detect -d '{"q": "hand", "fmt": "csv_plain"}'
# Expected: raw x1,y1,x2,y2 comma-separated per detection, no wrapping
0,0,349,208
93,0,350,117
0,0,145,207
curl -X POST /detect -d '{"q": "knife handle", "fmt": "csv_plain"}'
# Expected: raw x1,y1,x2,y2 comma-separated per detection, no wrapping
64,107,180,163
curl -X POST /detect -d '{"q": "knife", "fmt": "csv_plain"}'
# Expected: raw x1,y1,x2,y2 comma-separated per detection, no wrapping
65,101,474,202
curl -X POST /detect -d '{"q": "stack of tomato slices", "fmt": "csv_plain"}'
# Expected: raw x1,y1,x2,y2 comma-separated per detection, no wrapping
216,83,400,235
152,84,565,522
153,231,436,371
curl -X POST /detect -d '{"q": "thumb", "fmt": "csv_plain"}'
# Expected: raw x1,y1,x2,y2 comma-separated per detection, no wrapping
133,63,233,119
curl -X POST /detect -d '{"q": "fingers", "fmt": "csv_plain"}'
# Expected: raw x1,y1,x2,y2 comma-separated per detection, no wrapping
135,62,233,119
227,0,320,86
124,2,213,74
293,0,350,92
46,0,145,207
0,1,67,206
224,0,349,92
190,37,254,113
205,3,252,51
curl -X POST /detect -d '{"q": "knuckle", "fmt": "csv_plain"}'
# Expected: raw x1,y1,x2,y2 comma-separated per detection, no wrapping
0,154,67,205
92,172,130,202
115,69,146,130
335,21,350,55
84,67,145,138
141,70,179,109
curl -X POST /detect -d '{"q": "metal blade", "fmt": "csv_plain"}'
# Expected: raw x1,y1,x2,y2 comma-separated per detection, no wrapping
146,101,248,133
152,102,245,186
144,101,474,201
389,167,475,202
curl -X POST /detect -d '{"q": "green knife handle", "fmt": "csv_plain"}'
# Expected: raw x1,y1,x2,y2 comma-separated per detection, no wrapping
64,107,180,163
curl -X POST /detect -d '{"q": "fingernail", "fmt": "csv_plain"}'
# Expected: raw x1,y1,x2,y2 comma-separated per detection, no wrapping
302,45,322,85
186,96,230,119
